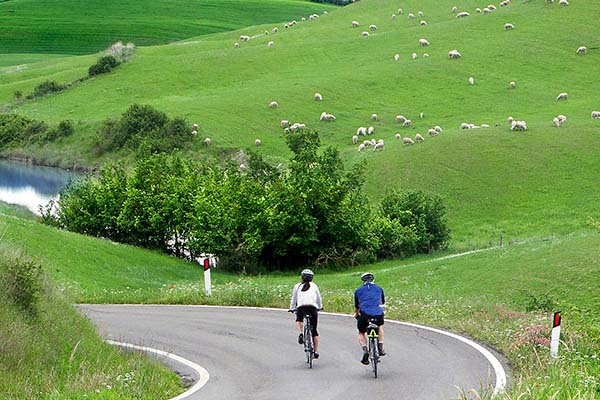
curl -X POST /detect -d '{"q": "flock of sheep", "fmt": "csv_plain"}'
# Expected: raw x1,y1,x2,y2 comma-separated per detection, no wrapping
195,0,596,155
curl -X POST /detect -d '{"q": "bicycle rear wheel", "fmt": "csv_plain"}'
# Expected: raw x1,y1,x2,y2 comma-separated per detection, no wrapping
369,337,378,378
304,321,313,368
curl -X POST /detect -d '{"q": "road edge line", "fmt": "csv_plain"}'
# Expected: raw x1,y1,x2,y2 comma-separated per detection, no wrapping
106,339,210,400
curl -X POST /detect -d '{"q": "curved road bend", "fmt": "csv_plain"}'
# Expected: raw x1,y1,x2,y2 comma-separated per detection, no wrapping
80,305,504,400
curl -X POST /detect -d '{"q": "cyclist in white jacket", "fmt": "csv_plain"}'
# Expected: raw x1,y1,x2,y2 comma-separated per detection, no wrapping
289,269,323,358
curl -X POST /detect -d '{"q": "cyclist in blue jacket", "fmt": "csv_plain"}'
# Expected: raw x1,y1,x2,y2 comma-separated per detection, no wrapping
354,272,386,365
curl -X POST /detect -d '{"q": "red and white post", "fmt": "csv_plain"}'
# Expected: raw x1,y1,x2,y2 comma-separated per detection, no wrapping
203,257,212,296
550,311,561,358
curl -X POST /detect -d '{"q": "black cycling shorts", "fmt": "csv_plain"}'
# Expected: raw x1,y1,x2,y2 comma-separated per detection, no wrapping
357,313,384,333
296,305,319,337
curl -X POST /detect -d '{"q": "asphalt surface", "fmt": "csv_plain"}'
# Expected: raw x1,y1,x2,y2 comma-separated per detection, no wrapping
80,305,500,400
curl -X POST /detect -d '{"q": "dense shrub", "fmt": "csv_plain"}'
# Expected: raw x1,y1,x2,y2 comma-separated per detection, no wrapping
27,80,66,99
0,251,44,317
88,55,119,76
0,114,34,148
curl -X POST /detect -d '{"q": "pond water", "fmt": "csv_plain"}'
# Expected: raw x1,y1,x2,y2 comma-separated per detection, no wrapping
0,160,76,214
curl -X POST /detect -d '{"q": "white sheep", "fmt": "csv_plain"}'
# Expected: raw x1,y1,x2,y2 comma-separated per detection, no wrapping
460,122,471,129
367,126,375,135
552,117,561,127
435,126,443,133
451,6,458,13
240,35,250,42
511,120,528,131
239,163,247,171
488,5,497,10
469,76,475,85
371,113,378,121
373,141,384,151
500,0,510,7
428,128,438,136
269,101,279,108
403,137,415,145
412,52,418,60
419,112,424,119
280,120,290,128
203,137,211,145
556,92,568,101
265,30,269,35
557,114,567,123
234,42,240,48
398,8,404,14
504,23,515,30
415,133,425,142
481,124,490,128
423,53,430,58
507,116,514,124
509,81,517,89
420,20,428,26
592,111,600,119
352,20,360,27
192,123,199,131
191,130,198,136
408,13,416,19
396,115,407,123
272,27,278,33
395,133,402,139
314,93,323,101
358,143,366,152
320,112,336,121
369,24,378,31
456,12,471,18
352,135,359,144
403,119,412,127
301,17,306,22
448,49,462,59
392,14,397,20
357,126,367,136
255,139,262,146
394,54,400,61
559,0,569,5
483,7,492,13
576,46,587,54
419,38,430,46
362,31,370,37
476,8,482,13
268,41,274,47
363,140,373,147
418,11,424,17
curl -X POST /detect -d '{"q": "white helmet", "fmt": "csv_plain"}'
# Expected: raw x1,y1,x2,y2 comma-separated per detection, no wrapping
301,269,314,281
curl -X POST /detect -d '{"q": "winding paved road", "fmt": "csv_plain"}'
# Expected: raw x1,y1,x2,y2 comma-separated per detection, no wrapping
80,305,505,400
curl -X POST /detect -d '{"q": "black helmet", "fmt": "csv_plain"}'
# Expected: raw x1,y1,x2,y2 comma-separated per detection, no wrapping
301,269,314,281
361,272,374,283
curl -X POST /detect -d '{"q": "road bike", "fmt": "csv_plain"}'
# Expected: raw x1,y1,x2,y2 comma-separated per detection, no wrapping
302,313,315,368
366,318,380,378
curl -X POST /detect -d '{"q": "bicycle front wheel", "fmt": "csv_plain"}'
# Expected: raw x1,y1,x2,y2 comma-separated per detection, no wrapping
370,337,378,378
304,324,313,368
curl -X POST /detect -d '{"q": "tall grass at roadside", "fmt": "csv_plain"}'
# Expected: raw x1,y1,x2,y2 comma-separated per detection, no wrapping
0,245,183,399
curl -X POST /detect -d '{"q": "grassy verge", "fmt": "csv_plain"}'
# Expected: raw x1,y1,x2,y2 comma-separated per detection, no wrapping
0,245,183,399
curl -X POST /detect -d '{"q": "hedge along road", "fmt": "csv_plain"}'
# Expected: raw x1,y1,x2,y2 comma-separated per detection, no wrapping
80,305,508,400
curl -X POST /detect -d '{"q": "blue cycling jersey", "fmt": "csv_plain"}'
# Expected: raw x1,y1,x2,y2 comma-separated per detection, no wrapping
354,282,385,316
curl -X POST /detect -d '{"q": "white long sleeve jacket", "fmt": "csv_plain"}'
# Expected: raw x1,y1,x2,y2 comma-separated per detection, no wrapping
290,282,322,310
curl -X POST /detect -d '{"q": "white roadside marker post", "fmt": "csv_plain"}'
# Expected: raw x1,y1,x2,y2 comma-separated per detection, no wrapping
203,257,212,296
550,310,561,358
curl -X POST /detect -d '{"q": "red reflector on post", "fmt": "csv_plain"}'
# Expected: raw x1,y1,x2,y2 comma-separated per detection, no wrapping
553,311,561,328
203,258,210,271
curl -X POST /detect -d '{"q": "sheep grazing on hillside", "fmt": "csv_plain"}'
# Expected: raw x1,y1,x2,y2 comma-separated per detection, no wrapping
483,7,492,13
418,11,424,17
420,20,428,26
395,133,402,139
552,117,561,127
448,49,462,59
592,111,600,119
367,126,375,135
357,126,367,136
272,27,278,33
576,46,587,54
511,120,528,131
408,13,416,19
369,24,378,31
269,101,279,108
362,31,370,37
415,133,425,143
268,41,274,47
403,119,412,127
289,122,306,132
203,137,211,145
358,143,366,152
434,125,443,133
301,17,306,22
481,124,490,128
314,92,323,101
398,8,404,14
507,116,514,124
352,135,359,144
504,23,515,30
234,42,240,48
487,5,497,10
556,92,568,101
460,122,472,129
192,123,199,131
500,0,510,6
394,54,400,61
371,113,378,121
412,52,418,60
320,112,336,121
423,53,430,58
403,137,415,145
240,35,250,42
255,139,262,146
469,76,475,85
265,30,269,35
392,14,397,20
309,14,319,20
557,115,567,123
373,140,385,151
456,12,471,18
476,7,482,13
280,120,290,128
451,6,458,13
559,0,569,5
428,128,438,136
419,38,430,46
239,163,247,171
509,81,517,89
419,112,425,119
396,115,407,123
191,130,198,136
352,20,360,27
